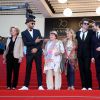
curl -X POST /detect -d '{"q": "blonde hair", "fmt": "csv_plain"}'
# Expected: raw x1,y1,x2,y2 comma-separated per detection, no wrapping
10,26,20,35
65,28,76,41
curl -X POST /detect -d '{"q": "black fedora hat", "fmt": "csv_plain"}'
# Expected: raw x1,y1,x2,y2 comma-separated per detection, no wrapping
25,18,35,24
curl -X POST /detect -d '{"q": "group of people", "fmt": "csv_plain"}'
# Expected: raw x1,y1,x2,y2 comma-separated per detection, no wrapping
2,18,100,90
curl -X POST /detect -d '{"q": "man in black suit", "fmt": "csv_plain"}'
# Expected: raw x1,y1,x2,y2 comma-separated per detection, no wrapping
19,18,44,90
76,18,93,90
91,22,100,90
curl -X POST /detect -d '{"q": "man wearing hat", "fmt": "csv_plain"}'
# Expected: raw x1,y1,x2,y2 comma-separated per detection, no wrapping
19,18,44,90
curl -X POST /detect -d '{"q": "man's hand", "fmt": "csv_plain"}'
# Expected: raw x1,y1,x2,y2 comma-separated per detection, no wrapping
31,48,38,53
44,39,49,42
96,47,100,51
91,58,95,63
19,58,22,63
35,37,42,43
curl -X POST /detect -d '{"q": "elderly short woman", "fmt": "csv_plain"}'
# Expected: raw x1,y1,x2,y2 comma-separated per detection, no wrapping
3,27,24,90
44,31,64,90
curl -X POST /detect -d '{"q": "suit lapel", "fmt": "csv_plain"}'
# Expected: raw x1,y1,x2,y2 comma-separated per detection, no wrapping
84,31,88,41
78,31,89,41
33,29,37,39
26,30,34,40
25,29,38,41
78,31,82,40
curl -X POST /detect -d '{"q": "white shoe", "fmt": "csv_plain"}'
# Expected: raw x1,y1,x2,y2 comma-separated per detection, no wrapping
81,88,87,90
88,88,92,90
67,87,71,90
70,86,75,90
38,86,44,90
18,86,29,90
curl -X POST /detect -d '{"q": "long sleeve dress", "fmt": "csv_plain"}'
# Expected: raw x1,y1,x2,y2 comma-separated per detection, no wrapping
44,39,64,73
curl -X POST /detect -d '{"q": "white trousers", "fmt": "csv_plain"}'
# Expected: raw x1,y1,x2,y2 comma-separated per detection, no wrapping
46,68,61,90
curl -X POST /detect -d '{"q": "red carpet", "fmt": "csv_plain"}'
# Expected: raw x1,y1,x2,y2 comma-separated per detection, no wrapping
0,55,98,89
0,55,99,100
0,90,100,100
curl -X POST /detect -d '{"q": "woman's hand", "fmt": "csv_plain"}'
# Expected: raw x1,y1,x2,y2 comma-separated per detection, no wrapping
74,60,79,71
3,58,6,64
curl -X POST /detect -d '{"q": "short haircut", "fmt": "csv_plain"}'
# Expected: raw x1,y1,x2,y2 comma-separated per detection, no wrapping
10,26,20,35
50,30,58,39
81,18,89,24
95,22,100,28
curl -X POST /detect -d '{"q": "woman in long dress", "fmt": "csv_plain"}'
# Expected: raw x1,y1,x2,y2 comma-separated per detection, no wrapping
44,31,64,90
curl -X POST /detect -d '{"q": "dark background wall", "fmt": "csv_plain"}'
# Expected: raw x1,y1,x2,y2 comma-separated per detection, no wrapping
45,17,100,38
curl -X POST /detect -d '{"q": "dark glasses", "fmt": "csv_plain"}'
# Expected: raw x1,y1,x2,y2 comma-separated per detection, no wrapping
83,23,89,25
31,23,35,25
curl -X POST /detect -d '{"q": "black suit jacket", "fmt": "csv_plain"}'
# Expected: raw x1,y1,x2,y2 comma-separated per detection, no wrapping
91,32,100,58
76,29,93,58
21,29,43,55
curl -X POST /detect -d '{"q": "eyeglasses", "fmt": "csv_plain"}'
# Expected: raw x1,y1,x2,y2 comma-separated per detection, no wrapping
31,23,35,25
83,23,89,25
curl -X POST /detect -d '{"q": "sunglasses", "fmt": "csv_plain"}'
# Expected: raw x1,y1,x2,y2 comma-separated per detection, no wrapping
83,23,89,25
31,23,35,25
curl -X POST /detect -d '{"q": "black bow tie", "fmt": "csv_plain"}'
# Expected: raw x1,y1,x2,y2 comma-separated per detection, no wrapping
29,30,32,31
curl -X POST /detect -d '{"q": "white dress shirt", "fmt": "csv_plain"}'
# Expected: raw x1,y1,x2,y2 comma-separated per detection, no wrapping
79,28,88,40
96,30,100,38
28,29,33,38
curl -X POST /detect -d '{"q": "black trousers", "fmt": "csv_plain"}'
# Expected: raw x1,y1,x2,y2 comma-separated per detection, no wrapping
24,53,42,87
95,57,100,89
6,54,20,88
78,56,92,88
